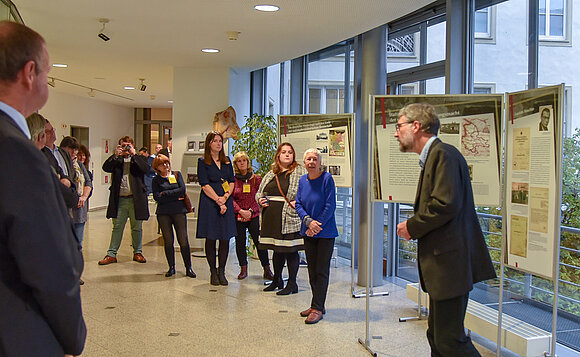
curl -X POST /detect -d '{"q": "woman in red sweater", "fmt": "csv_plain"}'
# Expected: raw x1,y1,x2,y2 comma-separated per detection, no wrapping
232,152,274,280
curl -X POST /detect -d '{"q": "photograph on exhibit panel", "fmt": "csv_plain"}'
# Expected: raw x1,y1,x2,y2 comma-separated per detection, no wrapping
372,94,502,206
278,114,353,187
504,85,563,279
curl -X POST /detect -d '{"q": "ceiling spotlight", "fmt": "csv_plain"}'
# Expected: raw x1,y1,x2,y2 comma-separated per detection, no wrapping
150,95,156,100
254,4,280,12
139,78,147,91
48,77,55,87
88,89,96,97
98,18,110,41
201,48,220,53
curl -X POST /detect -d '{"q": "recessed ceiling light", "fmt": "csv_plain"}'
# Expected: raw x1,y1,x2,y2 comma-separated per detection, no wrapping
168,100,174,104
254,4,279,12
201,48,220,53
124,86,136,90
52,63,68,68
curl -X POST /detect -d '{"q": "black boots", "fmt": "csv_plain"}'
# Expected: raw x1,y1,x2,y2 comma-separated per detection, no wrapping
263,278,284,291
218,267,228,286
165,266,176,277
276,281,298,295
210,267,220,286
186,266,196,278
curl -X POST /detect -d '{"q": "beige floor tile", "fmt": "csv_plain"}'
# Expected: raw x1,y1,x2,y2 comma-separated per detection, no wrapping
76,208,497,356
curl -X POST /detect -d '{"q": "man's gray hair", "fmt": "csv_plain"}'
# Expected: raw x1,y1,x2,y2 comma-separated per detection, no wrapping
303,148,322,165
398,103,440,135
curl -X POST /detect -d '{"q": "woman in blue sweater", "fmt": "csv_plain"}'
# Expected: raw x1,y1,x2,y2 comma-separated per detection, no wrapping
295,148,338,324
152,154,196,278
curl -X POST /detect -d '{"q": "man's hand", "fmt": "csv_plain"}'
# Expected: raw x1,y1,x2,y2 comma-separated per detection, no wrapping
114,145,123,157
397,221,411,241
60,178,71,188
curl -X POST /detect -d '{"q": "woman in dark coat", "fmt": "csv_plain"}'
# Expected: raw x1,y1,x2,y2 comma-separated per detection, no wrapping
152,154,196,278
196,132,235,285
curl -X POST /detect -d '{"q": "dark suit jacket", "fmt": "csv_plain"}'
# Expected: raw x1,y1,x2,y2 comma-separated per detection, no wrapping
0,110,86,356
102,154,150,220
41,146,79,209
407,139,496,301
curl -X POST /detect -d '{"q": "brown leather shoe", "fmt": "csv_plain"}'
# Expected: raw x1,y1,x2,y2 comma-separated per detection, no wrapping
262,265,274,280
98,255,117,265
133,253,147,263
238,265,248,280
305,309,323,324
300,307,326,317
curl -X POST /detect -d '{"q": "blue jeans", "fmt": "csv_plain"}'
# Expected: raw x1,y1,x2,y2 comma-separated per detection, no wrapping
74,222,85,251
106,197,143,257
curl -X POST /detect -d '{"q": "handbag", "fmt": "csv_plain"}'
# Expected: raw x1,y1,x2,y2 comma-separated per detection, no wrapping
183,193,194,213
174,171,193,213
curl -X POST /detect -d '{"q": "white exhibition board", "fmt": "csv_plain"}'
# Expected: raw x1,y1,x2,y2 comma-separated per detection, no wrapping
278,114,353,187
504,85,563,280
372,95,502,207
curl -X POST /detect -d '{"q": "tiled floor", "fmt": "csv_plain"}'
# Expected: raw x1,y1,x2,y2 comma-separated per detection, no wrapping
79,207,497,356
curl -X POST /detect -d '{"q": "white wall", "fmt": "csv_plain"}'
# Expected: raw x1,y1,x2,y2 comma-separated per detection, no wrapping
172,66,251,172
40,90,134,209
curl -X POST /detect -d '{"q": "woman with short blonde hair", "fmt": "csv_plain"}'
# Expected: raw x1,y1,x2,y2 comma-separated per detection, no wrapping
231,151,273,280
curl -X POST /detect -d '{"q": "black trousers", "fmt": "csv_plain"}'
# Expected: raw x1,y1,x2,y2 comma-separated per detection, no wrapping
205,239,229,270
272,251,299,287
427,293,481,357
235,217,270,267
304,237,335,311
157,214,191,268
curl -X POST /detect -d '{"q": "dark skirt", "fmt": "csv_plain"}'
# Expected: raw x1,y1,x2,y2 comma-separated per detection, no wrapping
259,201,304,253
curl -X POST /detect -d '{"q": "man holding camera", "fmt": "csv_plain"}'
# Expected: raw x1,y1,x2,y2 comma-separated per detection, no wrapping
99,136,150,265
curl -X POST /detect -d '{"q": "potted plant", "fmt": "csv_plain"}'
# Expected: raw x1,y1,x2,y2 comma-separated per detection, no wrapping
232,113,278,257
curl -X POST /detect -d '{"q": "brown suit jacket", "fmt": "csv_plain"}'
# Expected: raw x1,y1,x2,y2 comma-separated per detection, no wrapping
406,139,496,301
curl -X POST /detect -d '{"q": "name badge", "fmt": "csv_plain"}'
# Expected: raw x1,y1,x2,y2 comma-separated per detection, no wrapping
168,175,177,184
243,184,251,193
222,181,230,192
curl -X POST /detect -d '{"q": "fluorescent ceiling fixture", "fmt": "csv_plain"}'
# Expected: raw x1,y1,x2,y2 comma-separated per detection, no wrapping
254,4,279,12
124,86,136,90
201,48,220,53
168,100,174,103
52,63,68,68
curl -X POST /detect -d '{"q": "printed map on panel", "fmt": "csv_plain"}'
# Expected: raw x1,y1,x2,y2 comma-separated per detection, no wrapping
461,117,491,157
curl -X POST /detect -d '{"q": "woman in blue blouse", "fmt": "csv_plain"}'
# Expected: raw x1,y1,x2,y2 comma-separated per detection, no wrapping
295,148,338,324
152,154,195,278
196,132,236,286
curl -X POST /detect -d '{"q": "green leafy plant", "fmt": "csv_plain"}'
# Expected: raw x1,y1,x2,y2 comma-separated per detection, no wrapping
232,113,277,177
232,113,278,256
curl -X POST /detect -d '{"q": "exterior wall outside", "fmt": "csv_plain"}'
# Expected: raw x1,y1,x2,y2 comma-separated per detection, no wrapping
40,90,134,209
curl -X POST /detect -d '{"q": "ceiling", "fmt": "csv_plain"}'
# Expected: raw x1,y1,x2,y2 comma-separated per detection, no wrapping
14,0,431,108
